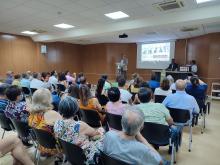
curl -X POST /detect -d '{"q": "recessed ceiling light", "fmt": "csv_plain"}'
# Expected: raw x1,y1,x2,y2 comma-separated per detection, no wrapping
53,23,74,29
196,0,215,4
105,11,129,20
21,31,38,35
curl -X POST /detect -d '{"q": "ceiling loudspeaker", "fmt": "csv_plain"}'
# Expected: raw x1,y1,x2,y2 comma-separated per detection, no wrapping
40,45,47,54
153,0,184,11
119,33,128,38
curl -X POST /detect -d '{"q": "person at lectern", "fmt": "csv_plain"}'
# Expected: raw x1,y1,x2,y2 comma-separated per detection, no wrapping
166,58,178,71
120,54,128,79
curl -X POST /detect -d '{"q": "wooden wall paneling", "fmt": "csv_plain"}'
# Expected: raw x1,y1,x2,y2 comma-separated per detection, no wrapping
187,35,210,79
175,39,187,66
0,34,13,76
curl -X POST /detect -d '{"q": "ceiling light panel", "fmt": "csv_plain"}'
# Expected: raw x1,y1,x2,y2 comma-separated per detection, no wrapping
53,23,75,29
21,31,38,35
104,11,129,19
196,0,215,4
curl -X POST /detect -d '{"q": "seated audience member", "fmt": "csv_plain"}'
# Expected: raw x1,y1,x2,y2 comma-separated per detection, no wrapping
79,84,105,122
101,75,111,91
79,76,87,86
0,135,34,165
4,71,14,85
5,85,29,122
65,71,75,84
28,88,62,156
186,76,208,108
128,73,139,86
118,77,132,104
132,82,151,105
129,76,143,94
95,78,109,106
58,72,68,88
76,72,84,85
166,75,175,91
136,88,173,125
136,88,180,148
41,72,51,89
103,107,163,165
148,74,160,91
48,70,58,86
30,72,44,89
51,89,61,111
26,71,33,81
106,87,126,115
140,82,150,88
67,83,80,99
20,73,31,89
0,84,10,113
12,74,21,87
54,96,104,165
162,79,200,119
154,78,172,96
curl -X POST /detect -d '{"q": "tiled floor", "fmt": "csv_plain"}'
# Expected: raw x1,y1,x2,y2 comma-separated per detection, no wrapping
1,100,220,165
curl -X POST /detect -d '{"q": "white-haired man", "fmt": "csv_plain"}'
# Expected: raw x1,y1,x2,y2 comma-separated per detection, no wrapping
103,107,163,165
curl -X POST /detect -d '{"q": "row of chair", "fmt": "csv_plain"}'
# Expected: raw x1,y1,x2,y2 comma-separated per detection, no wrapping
0,112,130,165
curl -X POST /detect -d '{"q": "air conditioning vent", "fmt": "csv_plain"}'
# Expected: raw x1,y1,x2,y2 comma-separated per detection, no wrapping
180,27,199,32
153,0,184,11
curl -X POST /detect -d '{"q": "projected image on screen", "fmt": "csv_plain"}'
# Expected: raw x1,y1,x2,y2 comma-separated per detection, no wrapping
136,41,175,69
141,42,170,62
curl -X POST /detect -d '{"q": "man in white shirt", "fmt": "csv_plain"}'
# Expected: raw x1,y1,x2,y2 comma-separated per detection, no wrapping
30,73,44,89
118,77,132,104
191,60,198,73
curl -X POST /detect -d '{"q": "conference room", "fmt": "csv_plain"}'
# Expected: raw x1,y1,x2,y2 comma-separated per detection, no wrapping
0,0,220,165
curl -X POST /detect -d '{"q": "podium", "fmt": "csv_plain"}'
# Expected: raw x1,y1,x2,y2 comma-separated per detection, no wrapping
116,63,122,76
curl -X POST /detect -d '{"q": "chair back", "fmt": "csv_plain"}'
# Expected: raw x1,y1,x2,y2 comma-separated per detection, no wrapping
22,87,31,95
32,128,58,149
11,119,30,139
59,139,86,165
80,109,102,127
106,113,122,131
141,122,170,146
30,88,37,94
167,107,190,123
96,151,131,165
57,84,66,92
0,113,14,131
154,95,166,103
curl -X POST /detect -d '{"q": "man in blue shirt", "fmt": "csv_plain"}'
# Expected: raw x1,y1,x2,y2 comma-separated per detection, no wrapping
20,73,31,89
162,79,200,119
148,74,160,92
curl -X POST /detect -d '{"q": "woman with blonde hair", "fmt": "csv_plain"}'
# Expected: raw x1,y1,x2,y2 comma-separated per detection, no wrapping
28,88,62,156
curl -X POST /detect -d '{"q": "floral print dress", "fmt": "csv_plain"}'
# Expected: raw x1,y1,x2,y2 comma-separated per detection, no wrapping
54,120,104,165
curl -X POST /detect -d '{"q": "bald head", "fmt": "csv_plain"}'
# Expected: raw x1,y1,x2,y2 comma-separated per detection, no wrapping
121,106,144,136
175,79,186,91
